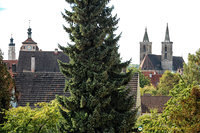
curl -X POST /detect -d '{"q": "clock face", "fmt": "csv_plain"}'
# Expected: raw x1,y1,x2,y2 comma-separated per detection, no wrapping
27,45,32,50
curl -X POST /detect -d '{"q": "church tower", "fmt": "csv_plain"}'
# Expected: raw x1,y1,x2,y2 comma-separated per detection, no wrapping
161,24,173,70
8,35,16,60
140,28,152,64
20,25,39,51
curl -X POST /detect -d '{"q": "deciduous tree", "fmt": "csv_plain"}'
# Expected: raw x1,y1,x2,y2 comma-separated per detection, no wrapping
157,70,180,96
1,100,62,133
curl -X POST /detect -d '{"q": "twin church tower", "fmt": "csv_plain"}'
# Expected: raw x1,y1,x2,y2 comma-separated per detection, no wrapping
8,23,183,73
140,24,177,71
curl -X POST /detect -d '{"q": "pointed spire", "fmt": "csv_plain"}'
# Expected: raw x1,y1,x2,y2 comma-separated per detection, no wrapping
164,23,170,42
143,27,149,42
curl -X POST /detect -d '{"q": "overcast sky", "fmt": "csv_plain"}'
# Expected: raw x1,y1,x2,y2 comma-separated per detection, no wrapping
0,0,200,64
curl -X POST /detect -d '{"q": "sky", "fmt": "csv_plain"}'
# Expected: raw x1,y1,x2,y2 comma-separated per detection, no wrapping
0,0,200,64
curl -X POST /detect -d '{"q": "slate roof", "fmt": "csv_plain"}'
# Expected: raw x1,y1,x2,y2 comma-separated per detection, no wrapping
15,72,70,107
140,54,184,71
17,51,69,72
141,96,171,113
15,50,140,108
15,50,70,107
173,56,184,70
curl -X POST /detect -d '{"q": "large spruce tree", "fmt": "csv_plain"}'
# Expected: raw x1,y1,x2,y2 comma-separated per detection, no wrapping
57,0,137,132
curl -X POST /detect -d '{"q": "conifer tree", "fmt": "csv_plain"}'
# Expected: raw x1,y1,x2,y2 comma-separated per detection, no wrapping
57,0,137,132
0,49,13,124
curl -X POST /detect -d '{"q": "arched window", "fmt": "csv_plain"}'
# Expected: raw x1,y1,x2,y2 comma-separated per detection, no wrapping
165,45,167,52
165,53,167,59
143,45,146,52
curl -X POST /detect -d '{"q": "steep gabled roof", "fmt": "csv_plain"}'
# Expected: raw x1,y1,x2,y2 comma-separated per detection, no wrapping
140,54,162,70
17,51,69,72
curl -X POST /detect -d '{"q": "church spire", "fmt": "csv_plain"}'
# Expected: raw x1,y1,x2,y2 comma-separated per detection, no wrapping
164,23,170,42
143,27,149,42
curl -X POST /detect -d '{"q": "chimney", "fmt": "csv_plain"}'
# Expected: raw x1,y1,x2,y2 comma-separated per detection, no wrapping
54,48,58,55
31,56,35,72
12,64,16,72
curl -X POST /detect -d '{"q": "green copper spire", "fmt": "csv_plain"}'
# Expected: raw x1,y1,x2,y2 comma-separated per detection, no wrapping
143,27,149,42
164,23,170,42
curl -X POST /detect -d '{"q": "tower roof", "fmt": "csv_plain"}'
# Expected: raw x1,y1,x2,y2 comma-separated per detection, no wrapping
22,26,37,44
164,23,170,42
143,28,149,42
9,35,15,46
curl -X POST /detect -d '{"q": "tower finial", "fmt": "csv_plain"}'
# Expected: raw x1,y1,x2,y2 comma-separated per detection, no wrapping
9,34,15,46
164,23,170,42
143,27,149,42
27,20,32,38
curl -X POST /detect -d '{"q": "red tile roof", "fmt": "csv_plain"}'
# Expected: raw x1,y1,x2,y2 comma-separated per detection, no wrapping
22,38,37,44
3,60,18,76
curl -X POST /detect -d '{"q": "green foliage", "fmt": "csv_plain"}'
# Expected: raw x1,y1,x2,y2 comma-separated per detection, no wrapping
127,66,150,88
157,70,180,96
183,48,200,85
136,110,169,133
137,84,200,132
161,82,200,132
137,50,200,132
57,0,137,132
139,72,150,88
140,85,157,96
1,100,62,133
0,49,14,124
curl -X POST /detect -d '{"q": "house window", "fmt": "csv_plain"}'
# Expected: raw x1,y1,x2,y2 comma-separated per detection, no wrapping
33,46,35,49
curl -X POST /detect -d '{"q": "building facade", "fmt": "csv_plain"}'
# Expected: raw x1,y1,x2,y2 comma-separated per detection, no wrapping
140,24,184,86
